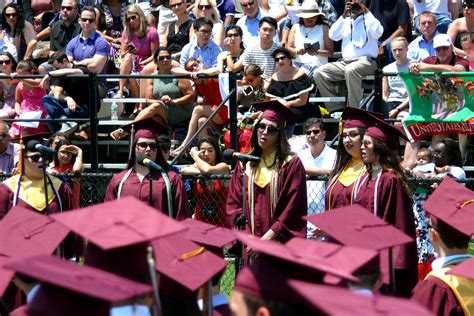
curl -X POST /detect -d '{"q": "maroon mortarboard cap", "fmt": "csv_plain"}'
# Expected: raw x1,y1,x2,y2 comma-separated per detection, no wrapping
0,256,15,296
151,234,227,296
10,131,53,143
0,206,69,259
447,257,474,279
288,279,434,316
422,177,474,241
253,100,297,127
4,254,152,316
305,204,414,251
341,107,382,129
51,196,186,250
235,232,358,282
286,237,380,276
120,117,169,141
364,115,408,146
181,219,236,251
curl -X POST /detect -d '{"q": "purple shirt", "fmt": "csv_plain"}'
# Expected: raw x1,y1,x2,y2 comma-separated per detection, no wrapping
66,31,110,73
0,143,19,174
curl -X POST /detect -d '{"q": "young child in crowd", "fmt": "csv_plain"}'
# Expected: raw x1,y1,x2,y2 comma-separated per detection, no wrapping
9,60,47,137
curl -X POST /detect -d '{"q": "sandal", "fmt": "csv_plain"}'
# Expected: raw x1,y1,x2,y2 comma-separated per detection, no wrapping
110,128,129,140
128,108,141,119
113,90,124,99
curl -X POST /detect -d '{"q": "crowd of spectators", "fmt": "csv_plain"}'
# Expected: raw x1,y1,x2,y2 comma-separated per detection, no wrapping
0,0,472,174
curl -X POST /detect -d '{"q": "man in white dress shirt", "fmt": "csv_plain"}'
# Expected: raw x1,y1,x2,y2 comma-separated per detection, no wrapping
313,0,383,110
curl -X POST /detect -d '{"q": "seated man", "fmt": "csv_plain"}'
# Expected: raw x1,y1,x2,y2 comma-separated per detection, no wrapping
40,52,92,135
0,122,20,174
313,0,383,110
407,11,438,61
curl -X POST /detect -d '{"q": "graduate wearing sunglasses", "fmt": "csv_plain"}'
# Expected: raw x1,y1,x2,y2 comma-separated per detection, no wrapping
226,101,307,251
0,133,74,219
105,117,192,221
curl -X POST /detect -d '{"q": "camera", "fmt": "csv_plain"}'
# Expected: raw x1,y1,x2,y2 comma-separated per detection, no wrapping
350,3,362,11
243,85,254,96
304,42,320,51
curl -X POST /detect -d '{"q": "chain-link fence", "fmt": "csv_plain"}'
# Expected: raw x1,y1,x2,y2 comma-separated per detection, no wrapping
1,172,473,298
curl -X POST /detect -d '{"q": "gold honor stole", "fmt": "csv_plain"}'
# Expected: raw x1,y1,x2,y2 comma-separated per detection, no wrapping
4,175,63,212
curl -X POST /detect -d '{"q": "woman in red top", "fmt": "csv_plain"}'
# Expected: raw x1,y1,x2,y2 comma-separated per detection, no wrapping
172,58,227,156
181,136,229,227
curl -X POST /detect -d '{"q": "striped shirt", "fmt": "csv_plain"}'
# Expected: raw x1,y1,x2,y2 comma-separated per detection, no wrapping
242,42,278,79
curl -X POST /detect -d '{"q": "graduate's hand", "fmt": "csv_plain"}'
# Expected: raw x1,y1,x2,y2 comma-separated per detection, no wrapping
311,228,325,239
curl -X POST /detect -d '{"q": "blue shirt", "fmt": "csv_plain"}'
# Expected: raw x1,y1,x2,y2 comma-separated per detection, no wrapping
66,31,110,73
407,33,438,61
179,40,221,68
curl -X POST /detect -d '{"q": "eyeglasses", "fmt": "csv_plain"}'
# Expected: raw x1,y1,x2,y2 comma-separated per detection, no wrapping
0,60,11,65
5,13,18,18
158,55,171,61
305,129,321,135
241,2,254,7
435,46,450,51
0,132,9,138
274,56,287,62
136,142,158,151
26,154,42,162
256,123,278,135
198,4,212,9
126,15,138,22
342,132,360,139
61,5,75,11
170,2,183,8
198,29,212,35
432,151,449,158
226,33,240,38
80,17,95,23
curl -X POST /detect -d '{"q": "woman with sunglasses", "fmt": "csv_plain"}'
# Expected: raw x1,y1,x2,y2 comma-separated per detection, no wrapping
114,5,159,111
163,0,193,60
110,48,194,140
105,118,192,220
354,117,417,297
226,102,307,245
1,3,36,61
190,0,224,46
448,1,474,57
0,52,18,119
0,134,74,219
265,47,314,136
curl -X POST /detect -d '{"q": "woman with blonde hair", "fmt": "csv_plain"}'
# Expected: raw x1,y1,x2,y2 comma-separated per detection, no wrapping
115,4,159,116
190,0,224,46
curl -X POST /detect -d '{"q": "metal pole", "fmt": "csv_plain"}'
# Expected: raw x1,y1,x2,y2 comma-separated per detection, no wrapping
373,69,383,114
228,72,238,151
147,246,161,316
88,72,99,172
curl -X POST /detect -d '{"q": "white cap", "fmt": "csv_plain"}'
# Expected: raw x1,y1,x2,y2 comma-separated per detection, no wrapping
433,34,453,49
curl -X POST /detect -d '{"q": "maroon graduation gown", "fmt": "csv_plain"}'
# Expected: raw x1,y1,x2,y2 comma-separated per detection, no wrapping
411,276,464,316
355,171,418,296
226,156,307,242
105,169,192,221
325,180,356,210
0,180,74,219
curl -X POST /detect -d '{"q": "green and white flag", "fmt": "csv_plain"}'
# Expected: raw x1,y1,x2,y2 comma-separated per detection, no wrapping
399,72,474,142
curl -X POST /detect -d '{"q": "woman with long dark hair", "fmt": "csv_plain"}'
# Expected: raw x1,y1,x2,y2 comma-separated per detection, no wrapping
226,101,307,243
354,118,418,297
105,117,191,220
1,3,36,61
325,108,378,210
0,52,18,119
182,136,229,227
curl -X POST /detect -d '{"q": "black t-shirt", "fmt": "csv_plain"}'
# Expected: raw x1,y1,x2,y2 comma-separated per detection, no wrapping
365,0,412,42
52,65,91,106
50,19,82,52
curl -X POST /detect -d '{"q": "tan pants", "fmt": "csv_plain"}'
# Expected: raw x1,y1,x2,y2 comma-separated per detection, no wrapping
313,57,377,109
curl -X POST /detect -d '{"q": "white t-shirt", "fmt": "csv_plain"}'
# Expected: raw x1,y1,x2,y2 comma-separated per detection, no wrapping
413,0,450,18
297,145,336,238
413,162,466,180
382,60,410,102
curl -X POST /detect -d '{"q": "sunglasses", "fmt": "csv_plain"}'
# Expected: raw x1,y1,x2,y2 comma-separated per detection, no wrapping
0,60,11,65
5,13,18,18
198,4,212,9
158,55,171,61
241,2,254,7
126,15,138,22
275,56,287,62
26,154,42,162
256,123,278,135
305,129,321,135
171,2,183,8
136,142,158,151
226,33,240,38
61,5,75,11
80,17,95,23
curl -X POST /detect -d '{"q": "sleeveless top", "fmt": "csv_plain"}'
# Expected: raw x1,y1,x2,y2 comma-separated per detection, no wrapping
166,19,193,55
294,23,328,66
